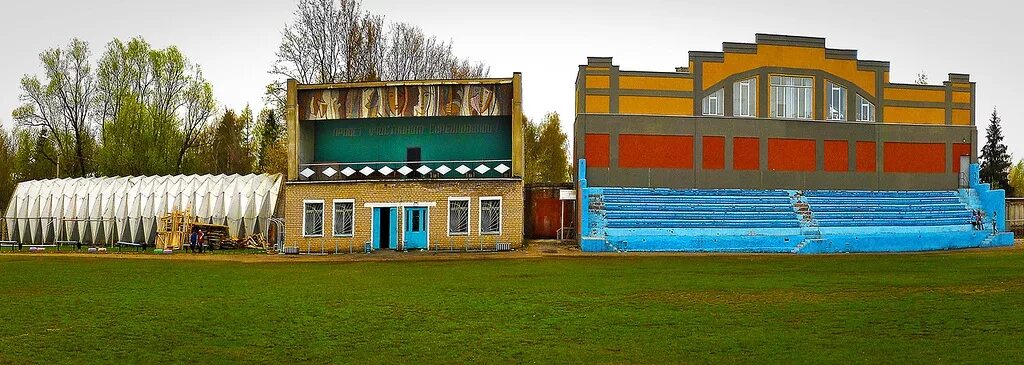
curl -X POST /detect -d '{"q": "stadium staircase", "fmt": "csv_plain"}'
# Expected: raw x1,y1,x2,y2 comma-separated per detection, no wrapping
583,187,1001,253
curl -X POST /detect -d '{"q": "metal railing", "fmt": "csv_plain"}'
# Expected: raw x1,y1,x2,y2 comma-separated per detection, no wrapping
297,159,514,181
1006,198,1024,236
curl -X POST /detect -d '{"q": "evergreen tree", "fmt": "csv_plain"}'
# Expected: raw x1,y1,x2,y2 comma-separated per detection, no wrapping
980,108,1012,194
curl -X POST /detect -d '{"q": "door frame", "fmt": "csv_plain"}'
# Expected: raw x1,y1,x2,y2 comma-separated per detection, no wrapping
370,207,398,250
366,202,437,251
402,206,430,250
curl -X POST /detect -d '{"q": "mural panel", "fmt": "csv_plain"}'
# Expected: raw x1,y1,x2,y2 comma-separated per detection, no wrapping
299,84,513,120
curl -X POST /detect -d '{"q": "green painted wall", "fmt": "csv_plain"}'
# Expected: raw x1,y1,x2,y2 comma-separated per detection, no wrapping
313,116,512,163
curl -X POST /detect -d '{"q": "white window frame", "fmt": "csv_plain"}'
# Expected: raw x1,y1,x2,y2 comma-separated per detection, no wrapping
770,75,814,119
702,88,724,116
302,199,325,237
478,196,503,235
331,199,355,237
856,94,876,122
733,78,757,117
827,81,847,121
447,197,471,236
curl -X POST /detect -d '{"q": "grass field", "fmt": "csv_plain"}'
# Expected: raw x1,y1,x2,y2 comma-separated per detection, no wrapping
2,249,1023,364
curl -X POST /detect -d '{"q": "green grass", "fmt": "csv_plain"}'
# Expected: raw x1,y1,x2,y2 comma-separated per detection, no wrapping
2,250,1023,364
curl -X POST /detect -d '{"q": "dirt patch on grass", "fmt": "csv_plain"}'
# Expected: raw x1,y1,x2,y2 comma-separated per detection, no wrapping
2,239,1021,264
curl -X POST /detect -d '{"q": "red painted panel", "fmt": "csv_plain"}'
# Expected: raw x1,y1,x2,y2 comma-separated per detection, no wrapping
883,142,946,173
584,134,610,168
524,187,575,239
856,141,876,172
619,134,694,168
702,136,725,170
823,140,849,172
733,137,760,170
768,138,816,172
953,143,972,174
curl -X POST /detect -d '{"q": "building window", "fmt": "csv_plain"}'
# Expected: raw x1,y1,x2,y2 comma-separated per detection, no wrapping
448,198,470,236
303,200,324,237
479,197,502,235
827,81,847,121
332,199,354,237
702,88,724,116
770,76,813,119
856,94,876,122
733,78,756,117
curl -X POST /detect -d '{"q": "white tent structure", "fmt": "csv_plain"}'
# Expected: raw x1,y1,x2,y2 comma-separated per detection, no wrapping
2,174,283,245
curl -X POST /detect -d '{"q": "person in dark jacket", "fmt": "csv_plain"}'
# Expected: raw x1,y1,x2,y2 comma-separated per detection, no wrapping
189,230,199,253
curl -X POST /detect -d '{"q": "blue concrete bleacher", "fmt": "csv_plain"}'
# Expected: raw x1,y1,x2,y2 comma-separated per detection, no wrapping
577,159,1013,253
595,188,805,252
582,186,1011,253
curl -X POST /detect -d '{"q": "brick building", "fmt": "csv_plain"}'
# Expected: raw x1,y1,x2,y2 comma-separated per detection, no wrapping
284,76,524,251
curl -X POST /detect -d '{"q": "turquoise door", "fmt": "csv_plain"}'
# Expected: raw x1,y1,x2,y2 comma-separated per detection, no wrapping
372,207,398,250
404,207,428,249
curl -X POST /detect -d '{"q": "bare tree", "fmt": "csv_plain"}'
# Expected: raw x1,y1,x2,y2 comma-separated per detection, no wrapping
915,71,928,85
12,39,96,176
176,69,216,173
268,0,489,109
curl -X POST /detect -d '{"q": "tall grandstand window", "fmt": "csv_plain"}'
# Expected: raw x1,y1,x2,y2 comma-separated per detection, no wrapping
770,76,813,119
448,198,470,236
332,199,354,237
827,81,847,121
733,78,756,117
479,197,502,235
856,94,876,122
303,200,324,237
702,88,724,116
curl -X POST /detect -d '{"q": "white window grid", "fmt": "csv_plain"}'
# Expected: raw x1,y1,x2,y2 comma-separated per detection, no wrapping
332,199,355,237
770,75,813,119
702,88,724,116
479,197,502,235
733,78,757,117
827,81,847,121
302,200,324,237
447,197,470,236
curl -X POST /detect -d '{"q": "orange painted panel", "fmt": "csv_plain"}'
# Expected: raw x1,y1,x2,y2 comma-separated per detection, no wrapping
702,136,725,170
701,44,876,97
953,143,972,173
619,76,693,91
584,134,610,168
768,138,816,172
952,109,971,125
619,134,693,169
856,141,876,172
733,137,760,170
883,106,945,124
883,142,945,173
585,95,610,113
953,91,972,104
585,75,610,89
618,96,693,115
823,140,849,172
885,87,946,102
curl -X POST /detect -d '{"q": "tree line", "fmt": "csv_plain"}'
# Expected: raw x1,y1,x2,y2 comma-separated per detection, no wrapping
1,0,572,210
0,37,289,210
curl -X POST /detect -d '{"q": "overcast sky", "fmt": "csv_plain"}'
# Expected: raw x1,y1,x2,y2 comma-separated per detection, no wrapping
1,0,1020,156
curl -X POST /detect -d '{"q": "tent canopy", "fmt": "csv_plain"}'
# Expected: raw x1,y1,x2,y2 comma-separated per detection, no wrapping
3,174,283,245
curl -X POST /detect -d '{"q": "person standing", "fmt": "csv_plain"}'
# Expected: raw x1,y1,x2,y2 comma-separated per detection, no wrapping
197,229,205,253
189,230,199,253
